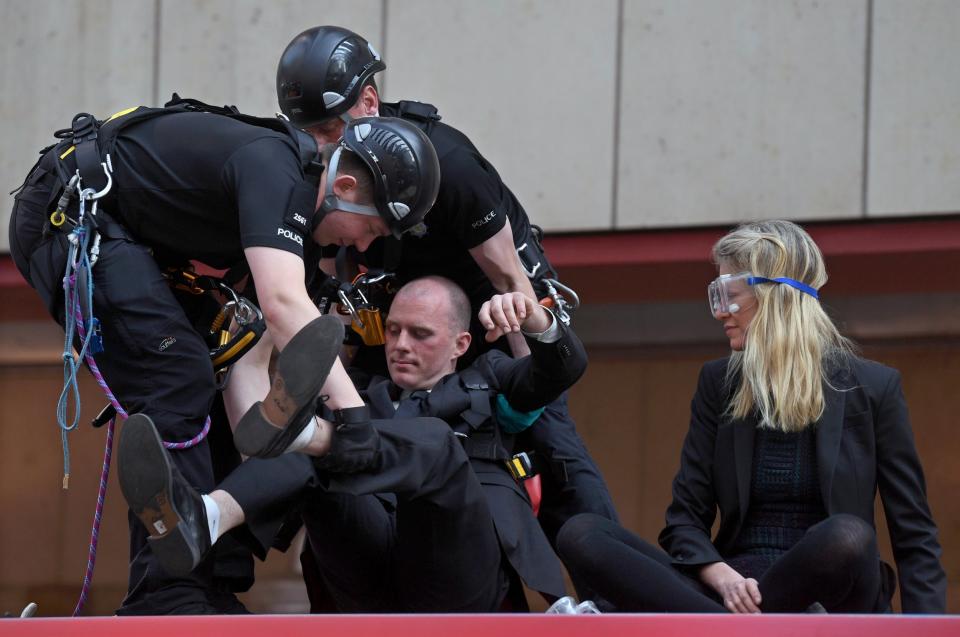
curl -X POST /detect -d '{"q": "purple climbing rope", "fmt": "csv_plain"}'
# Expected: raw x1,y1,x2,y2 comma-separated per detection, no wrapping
69,295,211,615
72,416,115,617
71,291,212,448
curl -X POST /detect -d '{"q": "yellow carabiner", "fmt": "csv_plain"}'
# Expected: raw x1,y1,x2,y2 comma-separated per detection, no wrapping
50,210,66,227
352,308,387,346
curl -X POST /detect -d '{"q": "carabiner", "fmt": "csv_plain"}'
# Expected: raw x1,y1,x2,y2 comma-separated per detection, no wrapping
81,157,113,201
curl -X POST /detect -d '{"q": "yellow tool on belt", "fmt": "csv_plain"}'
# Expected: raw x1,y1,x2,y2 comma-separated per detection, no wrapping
163,266,266,376
335,271,397,346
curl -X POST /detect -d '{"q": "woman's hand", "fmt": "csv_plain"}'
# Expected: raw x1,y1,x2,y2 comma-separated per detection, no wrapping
699,562,762,613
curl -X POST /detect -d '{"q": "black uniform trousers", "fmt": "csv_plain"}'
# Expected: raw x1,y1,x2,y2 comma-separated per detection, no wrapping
219,417,510,612
522,392,619,544
9,156,218,614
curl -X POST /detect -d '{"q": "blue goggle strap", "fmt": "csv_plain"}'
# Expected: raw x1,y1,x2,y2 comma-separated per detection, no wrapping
747,276,819,299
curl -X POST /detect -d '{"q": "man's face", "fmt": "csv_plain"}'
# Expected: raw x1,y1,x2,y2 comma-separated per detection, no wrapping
312,171,391,251
308,117,347,147
385,283,469,391
313,210,389,252
307,100,376,146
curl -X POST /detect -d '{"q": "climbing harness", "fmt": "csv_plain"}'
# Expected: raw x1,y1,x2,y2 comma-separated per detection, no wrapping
163,266,266,387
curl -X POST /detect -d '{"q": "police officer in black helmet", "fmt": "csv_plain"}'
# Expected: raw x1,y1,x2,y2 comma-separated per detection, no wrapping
9,104,439,614
276,25,620,597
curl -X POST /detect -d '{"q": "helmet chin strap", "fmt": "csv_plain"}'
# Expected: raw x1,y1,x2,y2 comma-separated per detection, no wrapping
312,145,381,231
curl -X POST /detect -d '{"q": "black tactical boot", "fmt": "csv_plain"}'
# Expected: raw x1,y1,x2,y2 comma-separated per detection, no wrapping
118,413,211,576
234,315,344,458
312,405,380,473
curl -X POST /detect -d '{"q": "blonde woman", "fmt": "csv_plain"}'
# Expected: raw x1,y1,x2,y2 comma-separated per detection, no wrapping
557,220,945,613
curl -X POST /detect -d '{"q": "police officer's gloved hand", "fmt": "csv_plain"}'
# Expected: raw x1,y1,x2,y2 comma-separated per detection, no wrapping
312,405,379,473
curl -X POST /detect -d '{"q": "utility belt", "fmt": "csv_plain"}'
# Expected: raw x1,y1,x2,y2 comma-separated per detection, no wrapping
505,450,569,484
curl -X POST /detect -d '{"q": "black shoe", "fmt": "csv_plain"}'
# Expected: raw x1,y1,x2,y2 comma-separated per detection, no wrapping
234,315,344,458
312,406,380,473
118,413,212,577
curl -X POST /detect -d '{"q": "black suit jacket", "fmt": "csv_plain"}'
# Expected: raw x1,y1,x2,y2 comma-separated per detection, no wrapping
658,356,946,613
354,321,588,599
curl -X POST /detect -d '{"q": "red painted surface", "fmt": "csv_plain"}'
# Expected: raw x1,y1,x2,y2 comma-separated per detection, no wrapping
3,216,959,312
540,217,960,267
538,217,960,303
2,613,958,637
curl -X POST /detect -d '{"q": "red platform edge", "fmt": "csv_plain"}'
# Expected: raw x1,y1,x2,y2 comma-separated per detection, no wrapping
2,613,959,637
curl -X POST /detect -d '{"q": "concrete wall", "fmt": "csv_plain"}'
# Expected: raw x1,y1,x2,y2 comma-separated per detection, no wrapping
2,0,959,251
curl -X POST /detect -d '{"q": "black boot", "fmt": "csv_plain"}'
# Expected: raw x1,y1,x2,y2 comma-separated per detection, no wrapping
118,413,212,577
234,315,344,458
313,405,380,473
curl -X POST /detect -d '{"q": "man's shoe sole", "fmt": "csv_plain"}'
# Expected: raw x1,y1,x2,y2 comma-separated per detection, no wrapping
117,413,201,577
234,315,344,457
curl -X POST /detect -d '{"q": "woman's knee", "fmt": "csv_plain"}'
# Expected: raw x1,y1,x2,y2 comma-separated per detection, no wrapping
815,514,876,565
557,513,611,560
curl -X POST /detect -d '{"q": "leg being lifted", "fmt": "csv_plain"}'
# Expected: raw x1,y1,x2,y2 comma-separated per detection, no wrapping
233,316,344,458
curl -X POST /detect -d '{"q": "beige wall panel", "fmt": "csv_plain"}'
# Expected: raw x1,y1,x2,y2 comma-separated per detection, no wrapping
617,0,866,228
385,0,618,232
868,0,960,216
0,0,155,252
157,0,381,116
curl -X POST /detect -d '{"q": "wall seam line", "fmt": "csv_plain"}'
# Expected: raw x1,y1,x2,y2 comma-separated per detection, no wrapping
861,0,874,218
611,0,625,229
152,0,162,106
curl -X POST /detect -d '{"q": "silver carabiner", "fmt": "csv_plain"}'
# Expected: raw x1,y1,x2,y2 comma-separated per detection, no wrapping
545,278,580,311
81,156,114,201
337,288,363,328
543,278,580,326
234,297,263,326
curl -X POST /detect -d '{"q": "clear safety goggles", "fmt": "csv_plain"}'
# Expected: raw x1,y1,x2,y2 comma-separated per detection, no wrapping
708,272,819,316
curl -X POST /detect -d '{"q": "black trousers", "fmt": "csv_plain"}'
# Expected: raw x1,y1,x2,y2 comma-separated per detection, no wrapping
557,513,887,613
10,156,219,614
518,392,619,605
220,417,510,612
523,392,619,544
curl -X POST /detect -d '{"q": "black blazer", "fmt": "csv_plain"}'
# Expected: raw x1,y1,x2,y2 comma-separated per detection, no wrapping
658,356,946,613
354,321,588,600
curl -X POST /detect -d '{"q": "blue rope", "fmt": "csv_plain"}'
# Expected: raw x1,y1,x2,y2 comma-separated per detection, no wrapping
56,197,103,487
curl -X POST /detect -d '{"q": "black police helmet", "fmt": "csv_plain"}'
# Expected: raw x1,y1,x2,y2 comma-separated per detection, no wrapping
320,117,441,239
277,26,385,128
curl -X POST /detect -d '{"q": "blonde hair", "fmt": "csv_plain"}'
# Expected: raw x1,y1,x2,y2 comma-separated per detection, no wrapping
712,220,854,431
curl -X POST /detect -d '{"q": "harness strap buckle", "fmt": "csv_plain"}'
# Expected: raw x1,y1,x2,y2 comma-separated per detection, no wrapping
506,451,537,481
71,113,109,193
